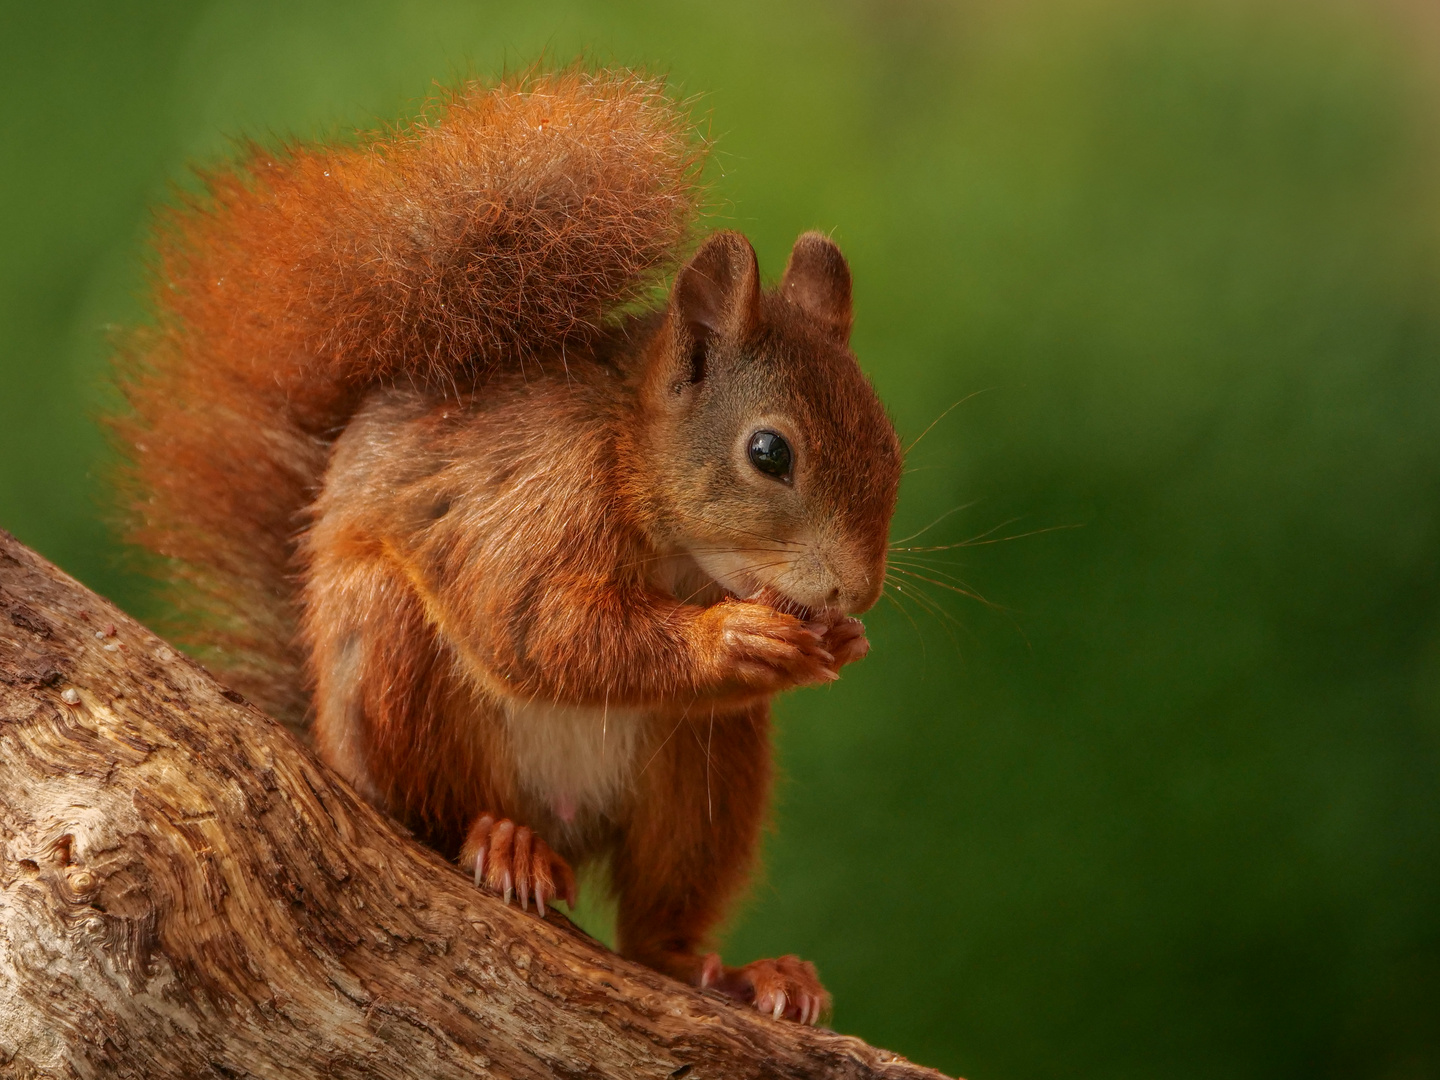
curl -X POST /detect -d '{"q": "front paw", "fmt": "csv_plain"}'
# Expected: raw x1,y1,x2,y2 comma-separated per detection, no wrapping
460,814,576,917
820,616,869,670
701,952,830,1026
702,599,839,695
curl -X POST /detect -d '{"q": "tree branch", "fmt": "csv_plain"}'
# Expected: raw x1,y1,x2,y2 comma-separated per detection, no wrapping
0,530,949,1080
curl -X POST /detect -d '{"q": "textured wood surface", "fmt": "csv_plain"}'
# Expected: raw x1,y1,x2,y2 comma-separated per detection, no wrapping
0,530,949,1080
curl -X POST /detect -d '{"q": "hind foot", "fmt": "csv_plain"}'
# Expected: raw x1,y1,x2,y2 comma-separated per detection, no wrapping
700,952,830,1026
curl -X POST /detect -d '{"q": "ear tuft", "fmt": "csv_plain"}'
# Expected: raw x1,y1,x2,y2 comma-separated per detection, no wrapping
672,231,760,347
780,232,853,341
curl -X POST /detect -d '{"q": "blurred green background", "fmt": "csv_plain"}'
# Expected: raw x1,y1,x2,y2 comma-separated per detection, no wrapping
3,1,1438,1076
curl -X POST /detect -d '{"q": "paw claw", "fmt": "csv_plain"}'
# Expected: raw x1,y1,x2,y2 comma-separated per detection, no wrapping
704,954,829,1025
699,952,723,989
460,813,573,918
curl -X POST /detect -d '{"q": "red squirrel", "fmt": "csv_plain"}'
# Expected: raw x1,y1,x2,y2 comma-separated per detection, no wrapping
115,68,901,1026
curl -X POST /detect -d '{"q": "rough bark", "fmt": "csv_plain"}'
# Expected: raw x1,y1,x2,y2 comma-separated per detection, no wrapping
0,530,948,1080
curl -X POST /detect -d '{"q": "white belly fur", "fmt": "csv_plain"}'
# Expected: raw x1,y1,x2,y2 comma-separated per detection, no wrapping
501,698,644,825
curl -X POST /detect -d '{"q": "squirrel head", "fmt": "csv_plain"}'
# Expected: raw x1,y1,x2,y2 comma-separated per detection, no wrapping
636,230,902,618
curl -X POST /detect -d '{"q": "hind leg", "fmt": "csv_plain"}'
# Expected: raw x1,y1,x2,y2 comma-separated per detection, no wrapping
613,703,829,1025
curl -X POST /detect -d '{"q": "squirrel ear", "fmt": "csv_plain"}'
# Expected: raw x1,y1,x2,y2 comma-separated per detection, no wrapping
672,231,761,349
780,232,853,342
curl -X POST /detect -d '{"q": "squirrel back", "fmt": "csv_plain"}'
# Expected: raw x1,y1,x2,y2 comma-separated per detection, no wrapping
113,69,704,729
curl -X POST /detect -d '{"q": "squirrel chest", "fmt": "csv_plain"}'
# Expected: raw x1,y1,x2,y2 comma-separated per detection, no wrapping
501,698,645,827
304,377,656,834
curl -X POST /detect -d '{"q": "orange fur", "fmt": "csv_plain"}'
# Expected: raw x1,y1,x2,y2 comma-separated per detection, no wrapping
113,69,901,1026
114,68,703,726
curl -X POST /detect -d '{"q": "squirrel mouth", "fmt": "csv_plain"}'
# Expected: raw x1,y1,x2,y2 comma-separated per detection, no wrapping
745,584,837,625
703,561,840,623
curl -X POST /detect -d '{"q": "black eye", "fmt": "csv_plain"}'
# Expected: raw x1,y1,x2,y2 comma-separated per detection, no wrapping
747,430,793,482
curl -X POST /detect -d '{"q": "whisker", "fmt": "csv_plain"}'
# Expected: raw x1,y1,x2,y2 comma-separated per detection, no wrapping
904,387,994,458
889,568,1033,652
886,573,975,651
611,545,791,573
887,564,998,609
882,585,927,661
706,705,715,824
892,514,1015,552
638,700,694,780
674,579,716,607
887,562,1004,613
892,522,1083,553
886,573,967,652
671,510,803,548
889,500,982,546
886,572,962,624
728,557,795,578
673,557,794,607
886,556,986,591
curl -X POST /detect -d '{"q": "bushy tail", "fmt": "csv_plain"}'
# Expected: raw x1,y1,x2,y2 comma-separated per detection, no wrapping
113,68,705,730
